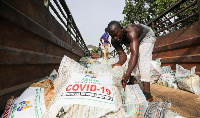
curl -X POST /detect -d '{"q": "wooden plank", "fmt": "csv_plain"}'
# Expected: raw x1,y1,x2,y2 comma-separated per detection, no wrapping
0,64,58,89
3,0,71,45
153,37,200,53
1,0,85,57
160,54,200,63
154,20,200,50
0,1,74,54
0,79,41,96
153,45,200,59
0,46,62,65
0,19,83,60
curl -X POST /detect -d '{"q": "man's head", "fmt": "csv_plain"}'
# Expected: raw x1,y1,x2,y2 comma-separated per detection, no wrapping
107,21,123,43
105,28,108,32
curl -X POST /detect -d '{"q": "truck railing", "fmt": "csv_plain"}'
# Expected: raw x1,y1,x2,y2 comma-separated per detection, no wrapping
48,0,90,56
110,44,127,57
110,0,200,57
147,0,199,37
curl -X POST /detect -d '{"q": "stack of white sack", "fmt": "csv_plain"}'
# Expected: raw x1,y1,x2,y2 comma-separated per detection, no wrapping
1,87,46,118
1,55,186,118
150,58,162,84
1,69,58,118
157,66,178,89
123,84,149,117
43,56,127,118
176,64,200,95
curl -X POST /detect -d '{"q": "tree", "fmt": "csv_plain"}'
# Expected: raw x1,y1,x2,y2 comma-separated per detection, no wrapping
120,0,198,35
120,0,178,26
89,48,98,54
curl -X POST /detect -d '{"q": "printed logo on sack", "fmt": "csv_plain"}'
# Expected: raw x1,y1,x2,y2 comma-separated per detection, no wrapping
80,75,99,84
17,101,33,111
85,75,97,78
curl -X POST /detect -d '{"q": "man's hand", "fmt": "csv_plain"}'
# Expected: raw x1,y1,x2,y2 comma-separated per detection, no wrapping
111,63,122,68
122,74,129,90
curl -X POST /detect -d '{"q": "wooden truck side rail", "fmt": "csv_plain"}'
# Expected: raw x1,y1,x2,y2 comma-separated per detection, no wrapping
0,0,88,113
147,0,200,74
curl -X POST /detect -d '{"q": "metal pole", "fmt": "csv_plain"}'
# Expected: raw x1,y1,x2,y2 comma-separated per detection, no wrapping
67,15,72,35
151,22,155,31
197,0,200,19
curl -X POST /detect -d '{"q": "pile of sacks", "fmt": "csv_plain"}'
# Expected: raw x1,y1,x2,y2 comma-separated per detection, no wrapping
1,70,57,118
1,56,184,118
44,56,146,117
150,58,200,95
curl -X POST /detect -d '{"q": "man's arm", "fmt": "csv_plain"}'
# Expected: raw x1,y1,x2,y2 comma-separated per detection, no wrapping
111,38,127,66
121,26,139,89
100,33,104,44
124,26,139,77
100,38,103,44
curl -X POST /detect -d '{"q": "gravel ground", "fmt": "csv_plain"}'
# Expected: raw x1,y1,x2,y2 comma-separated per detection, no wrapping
150,84,200,118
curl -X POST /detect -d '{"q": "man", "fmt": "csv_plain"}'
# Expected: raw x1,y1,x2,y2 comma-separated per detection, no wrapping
100,28,111,59
107,21,156,102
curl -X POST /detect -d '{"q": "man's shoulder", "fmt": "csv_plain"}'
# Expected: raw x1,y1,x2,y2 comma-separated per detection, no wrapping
125,24,139,29
125,24,135,31
125,24,143,33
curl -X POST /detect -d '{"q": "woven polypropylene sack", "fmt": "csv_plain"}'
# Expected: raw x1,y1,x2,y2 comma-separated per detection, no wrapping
57,55,87,90
164,109,184,118
150,58,162,76
176,64,200,95
177,74,200,95
144,101,171,118
157,73,178,89
43,60,125,118
123,84,148,117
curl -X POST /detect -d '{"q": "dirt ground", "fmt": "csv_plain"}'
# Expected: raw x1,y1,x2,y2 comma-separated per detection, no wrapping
150,84,200,118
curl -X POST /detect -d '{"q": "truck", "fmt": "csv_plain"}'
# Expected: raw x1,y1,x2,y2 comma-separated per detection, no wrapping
0,0,200,117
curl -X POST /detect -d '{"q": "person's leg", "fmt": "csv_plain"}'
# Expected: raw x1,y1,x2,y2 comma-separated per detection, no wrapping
104,44,108,59
143,82,150,93
103,44,106,59
138,41,155,101
143,81,153,102
102,44,106,58
98,51,100,58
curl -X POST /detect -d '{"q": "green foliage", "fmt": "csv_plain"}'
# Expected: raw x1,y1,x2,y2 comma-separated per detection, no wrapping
120,0,198,35
121,0,178,26
89,48,98,54
121,0,197,25
176,0,199,28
